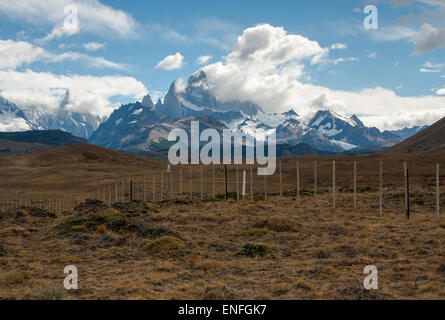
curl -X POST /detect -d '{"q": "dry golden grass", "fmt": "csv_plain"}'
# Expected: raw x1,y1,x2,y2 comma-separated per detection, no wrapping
0,191,444,300
0,145,444,299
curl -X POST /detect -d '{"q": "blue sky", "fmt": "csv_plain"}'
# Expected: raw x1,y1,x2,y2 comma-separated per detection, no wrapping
0,0,445,129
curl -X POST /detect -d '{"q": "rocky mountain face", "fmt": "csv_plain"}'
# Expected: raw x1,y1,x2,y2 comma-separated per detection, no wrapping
1,71,429,154
308,110,399,149
88,71,425,154
0,96,34,132
388,125,428,139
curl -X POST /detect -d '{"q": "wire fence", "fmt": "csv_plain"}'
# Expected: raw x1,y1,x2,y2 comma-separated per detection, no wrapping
1,160,443,221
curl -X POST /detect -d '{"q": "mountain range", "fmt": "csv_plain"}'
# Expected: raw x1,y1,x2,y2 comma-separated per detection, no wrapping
0,91,103,139
90,71,415,154
0,70,430,155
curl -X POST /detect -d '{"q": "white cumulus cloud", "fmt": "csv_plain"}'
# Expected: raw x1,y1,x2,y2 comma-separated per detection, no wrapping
83,42,106,51
155,53,185,71
0,0,137,39
0,69,147,117
197,55,212,65
201,24,445,130
0,39,125,70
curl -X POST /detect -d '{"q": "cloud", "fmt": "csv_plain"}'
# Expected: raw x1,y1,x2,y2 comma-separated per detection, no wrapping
197,55,212,65
413,23,445,55
437,88,445,95
0,69,147,117
332,57,359,64
0,39,45,70
201,24,445,130
155,53,185,71
420,68,441,72
330,43,347,50
369,52,377,59
0,39,126,71
420,60,445,72
83,42,106,51
0,0,137,39
370,22,445,54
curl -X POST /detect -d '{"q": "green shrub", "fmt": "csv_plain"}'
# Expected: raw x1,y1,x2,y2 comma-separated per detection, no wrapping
237,243,277,258
0,271,25,287
144,236,185,258
31,287,65,300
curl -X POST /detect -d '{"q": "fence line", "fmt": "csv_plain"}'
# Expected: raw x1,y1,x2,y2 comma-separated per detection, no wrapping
1,160,444,222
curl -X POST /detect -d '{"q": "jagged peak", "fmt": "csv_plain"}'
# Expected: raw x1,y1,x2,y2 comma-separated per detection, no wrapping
350,115,365,128
141,93,154,109
60,89,71,109
283,109,299,117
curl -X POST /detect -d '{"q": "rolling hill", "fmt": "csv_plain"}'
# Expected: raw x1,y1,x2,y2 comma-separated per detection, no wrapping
382,116,445,154
0,143,163,198
0,130,87,157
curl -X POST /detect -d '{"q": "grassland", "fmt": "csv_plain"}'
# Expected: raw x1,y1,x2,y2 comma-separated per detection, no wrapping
0,144,444,300
0,191,444,300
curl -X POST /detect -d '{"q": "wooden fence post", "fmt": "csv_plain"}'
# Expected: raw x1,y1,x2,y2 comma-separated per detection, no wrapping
200,165,203,201
404,162,410,219
121,180,124,202
242,170,246,198
212,164,216,198
264,174,268,201
144,175,147,202
152,174,156,202
354,161,357,209
236,165,239,201
279,160,283,199
379,161,383,216
404,162,408,218
296,160,300,205
170,171,173,200
160,172,163,201
190,166,193,200
436,164,440,221
180,166,183,197
314,160,317,207
437,164,440,221
130,179,133,202
333,160,336,209
250,166,253,201
224,165,228,201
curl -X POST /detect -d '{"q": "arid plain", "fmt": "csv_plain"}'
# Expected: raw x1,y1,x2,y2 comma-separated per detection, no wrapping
0,144,444,299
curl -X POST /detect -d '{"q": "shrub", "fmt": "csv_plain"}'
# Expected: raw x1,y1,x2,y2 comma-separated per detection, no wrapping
253,194,265,201
257,215,296,232
70,225,87,233
241,228,269,238
438,259,445,276
334,282,385,300
100,210,127,223
314,248,330,259
144,236,185,258
237,243,277,258
31,287,65,300
195,260,223,271
202,286,234,300
1,271,25,287
0,241,9,257
96,224,107,234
